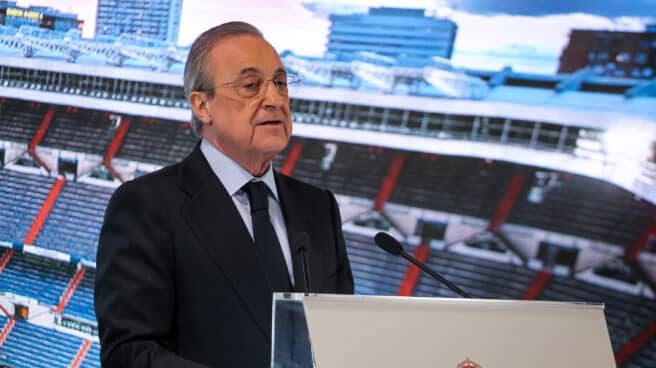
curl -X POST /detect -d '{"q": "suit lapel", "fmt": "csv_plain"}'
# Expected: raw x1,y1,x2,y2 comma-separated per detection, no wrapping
275,173,325,293
179,146,272,339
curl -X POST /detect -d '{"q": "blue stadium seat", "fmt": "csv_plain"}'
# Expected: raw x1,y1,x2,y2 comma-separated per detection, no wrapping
116,117,198,165
508,172,653,247
413,247,537,299
292,139,397,199
80,341,101,368
0,251,75,306
0,99,47,144
390,153,519,220
65,268,97,322
0,169,55,245
34,181,114,261
40,107,115,155
625,335,656,368
344,231,410,295
1,320,82,368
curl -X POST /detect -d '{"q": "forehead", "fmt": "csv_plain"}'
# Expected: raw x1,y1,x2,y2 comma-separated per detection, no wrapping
208,34,284,79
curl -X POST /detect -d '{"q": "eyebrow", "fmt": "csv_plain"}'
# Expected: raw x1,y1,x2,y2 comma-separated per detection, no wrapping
238,67,287,76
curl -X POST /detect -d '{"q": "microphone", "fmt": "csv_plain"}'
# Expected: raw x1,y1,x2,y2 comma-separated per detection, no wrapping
374,232,472,298
295,232,312,295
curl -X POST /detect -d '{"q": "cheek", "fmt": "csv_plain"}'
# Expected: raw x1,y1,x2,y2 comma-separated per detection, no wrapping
218,101,255,128
281,111,292,137
282,103,292,123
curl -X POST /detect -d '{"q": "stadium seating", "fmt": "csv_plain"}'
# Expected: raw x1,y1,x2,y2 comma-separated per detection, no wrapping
413,246,538,299
344,232,413,295
80,342,101,368
34,181,114,261
0,314,11,364
0,250,75,307
626,336,656,368
0,99,47,144
1,317,83,368
64,268,96,322
115,117,197,165
40,108,115,155
390,153,521,220
291,138,397,199
0,169,55,245
508,172,654,247
0,95,655,367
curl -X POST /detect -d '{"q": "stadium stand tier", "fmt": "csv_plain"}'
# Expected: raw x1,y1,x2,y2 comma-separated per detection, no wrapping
64,267,96,322
389,152,520,220
345,232,413,295
80,342,101,368
0,315,87,368
508,173,655,247
291,139,398,199
0,169,55,245
626,336,656,368
0,99,47,144
116,117,198,165
413,247,538,299
0,251,75,307
34,182,113,261
0,96,655,367
40,107,115,156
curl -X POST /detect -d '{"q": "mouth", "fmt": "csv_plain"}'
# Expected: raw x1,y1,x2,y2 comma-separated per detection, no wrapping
256,120,283,126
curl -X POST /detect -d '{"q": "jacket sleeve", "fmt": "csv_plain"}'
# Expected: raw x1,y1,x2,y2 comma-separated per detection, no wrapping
327,190,355,294
94,181,210,368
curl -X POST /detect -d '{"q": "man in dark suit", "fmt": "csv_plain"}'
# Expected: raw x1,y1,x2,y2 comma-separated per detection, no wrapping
94,22,354,368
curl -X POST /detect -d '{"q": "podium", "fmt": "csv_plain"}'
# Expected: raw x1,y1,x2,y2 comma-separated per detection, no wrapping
272,293,616,368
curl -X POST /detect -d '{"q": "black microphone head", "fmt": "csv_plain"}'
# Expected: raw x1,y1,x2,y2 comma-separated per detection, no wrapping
294,232,310,253
374,232,403,255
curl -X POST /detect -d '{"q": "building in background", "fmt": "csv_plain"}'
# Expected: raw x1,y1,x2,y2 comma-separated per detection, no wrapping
95,0,183,44
558,28,656,79
0,1,81,32
326,7,457,67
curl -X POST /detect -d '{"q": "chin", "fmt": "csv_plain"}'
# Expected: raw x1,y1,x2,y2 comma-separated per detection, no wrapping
256,139,289,157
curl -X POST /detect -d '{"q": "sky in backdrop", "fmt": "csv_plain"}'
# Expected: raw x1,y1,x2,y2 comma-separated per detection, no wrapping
13,0,656,74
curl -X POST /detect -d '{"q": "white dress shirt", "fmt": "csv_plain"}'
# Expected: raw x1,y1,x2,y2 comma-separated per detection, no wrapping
200,139,294,285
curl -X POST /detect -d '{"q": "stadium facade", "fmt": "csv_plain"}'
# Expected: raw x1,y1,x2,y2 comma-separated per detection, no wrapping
559,28,656,79
326,7,457,66
0,1,80,32
95,0,183,44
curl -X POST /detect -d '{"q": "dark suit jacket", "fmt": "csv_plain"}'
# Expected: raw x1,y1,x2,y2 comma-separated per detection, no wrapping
94,144,354,368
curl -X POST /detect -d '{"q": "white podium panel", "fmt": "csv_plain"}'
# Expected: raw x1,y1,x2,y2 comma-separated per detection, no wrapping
273,293,615,368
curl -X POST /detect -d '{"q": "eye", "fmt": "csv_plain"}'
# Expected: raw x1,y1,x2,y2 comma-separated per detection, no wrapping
241,76,262,91
273,77,288,89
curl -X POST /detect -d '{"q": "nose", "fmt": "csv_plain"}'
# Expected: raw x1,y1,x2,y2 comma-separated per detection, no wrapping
261,80,286,109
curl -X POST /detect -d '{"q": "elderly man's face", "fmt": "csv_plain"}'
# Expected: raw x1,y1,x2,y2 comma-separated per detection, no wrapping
199,35,292,171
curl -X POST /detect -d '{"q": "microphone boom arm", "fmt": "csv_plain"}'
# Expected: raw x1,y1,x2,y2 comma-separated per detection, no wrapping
400,250,472,298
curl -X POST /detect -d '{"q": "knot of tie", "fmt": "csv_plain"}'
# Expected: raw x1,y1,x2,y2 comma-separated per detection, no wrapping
243,181,269,213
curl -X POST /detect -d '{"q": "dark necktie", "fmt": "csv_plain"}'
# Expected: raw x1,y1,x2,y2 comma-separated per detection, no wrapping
243,181,292,292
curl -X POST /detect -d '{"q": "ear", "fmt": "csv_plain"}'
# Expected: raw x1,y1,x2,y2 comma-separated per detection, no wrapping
189,91,213,125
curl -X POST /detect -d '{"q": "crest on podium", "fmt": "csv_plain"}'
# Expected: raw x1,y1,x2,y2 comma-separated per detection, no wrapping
457,357,482,368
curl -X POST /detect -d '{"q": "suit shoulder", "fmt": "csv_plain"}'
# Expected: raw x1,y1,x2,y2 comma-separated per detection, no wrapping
130,162,180,187
112,162,181,199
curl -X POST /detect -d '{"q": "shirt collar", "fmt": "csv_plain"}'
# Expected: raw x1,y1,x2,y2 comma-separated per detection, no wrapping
200,138,279,200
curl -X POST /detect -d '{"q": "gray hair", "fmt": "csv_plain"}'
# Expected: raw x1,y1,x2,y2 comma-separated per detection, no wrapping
183,21,264,136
